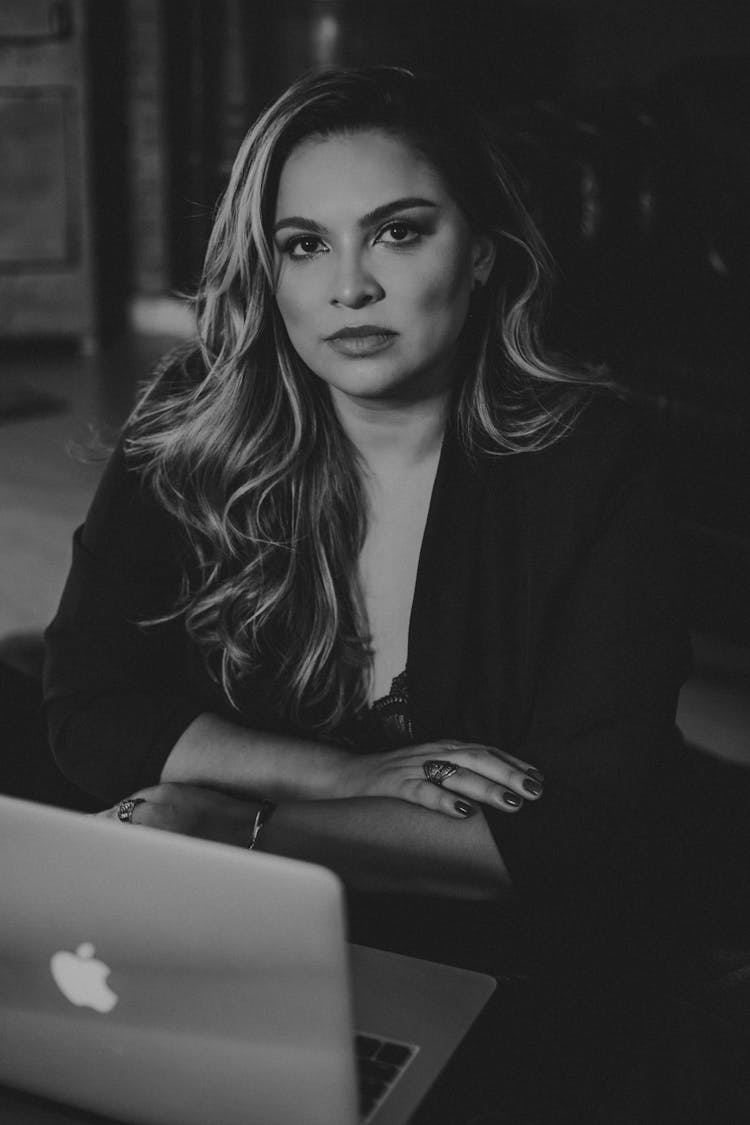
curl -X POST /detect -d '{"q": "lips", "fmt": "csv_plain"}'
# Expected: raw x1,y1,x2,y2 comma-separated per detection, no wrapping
326,325,396,341
325,325,398,357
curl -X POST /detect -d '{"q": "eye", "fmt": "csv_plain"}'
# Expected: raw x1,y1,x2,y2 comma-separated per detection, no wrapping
285,235,328,260
376,220,420,247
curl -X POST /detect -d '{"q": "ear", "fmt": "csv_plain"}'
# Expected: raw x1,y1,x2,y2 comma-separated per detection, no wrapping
471,233,497,287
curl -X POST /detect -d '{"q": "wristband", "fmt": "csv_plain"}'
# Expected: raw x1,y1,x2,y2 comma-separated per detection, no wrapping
248,800,275,851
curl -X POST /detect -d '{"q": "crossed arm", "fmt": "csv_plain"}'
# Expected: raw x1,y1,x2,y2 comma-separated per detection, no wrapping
97,711,547,899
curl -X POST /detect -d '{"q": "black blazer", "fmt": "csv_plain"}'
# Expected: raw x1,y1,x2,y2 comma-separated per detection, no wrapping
44,390,695,964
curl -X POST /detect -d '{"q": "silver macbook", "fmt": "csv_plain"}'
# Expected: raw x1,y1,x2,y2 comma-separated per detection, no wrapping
0,795,495,1125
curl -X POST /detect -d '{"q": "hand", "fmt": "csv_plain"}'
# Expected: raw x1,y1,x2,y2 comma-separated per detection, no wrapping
334,740,544,819
98,783,260,848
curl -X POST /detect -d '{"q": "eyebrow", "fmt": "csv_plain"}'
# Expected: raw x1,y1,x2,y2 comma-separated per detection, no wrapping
273,196,439,236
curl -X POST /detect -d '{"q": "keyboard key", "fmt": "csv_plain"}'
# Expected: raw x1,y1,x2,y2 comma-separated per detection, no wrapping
363,1059,399,1083
376,1041,413,1067
359,1076,387,1114
355,1032,418,1120
355,1034,381,1059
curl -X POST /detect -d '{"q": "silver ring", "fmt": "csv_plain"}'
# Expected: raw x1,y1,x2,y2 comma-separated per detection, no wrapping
423,760,459,787
117,797,146,824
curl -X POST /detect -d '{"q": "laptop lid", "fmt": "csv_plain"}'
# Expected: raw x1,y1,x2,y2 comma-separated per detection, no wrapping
0,795,358,1125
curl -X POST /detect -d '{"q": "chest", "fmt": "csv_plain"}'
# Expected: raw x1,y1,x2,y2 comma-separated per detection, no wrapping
358,465,438,701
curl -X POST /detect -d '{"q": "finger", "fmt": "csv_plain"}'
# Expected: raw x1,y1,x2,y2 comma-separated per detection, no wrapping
401,777,484,819
109,793,153,827
421,748,543,802
124,798,185,833
425,765,528,812
433,740,544,782
488,748,545,781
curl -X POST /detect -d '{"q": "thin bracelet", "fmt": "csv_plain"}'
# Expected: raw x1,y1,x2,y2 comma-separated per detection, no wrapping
248,800,275,850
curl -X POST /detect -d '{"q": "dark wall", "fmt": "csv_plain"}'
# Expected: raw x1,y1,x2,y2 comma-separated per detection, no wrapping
247,0,572,109
519,0,750,92
245,0,750,108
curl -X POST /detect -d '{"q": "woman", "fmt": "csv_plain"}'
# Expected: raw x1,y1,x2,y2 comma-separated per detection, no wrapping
44,66,697,1119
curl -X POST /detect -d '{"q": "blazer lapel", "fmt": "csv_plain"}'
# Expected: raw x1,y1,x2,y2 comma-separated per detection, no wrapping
407,425,486,742
469,454,524,748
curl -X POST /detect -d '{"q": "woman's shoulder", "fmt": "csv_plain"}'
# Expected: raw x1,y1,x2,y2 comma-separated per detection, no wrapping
81,439,184,571
506,388,650,494
539,386,643,459
79,346,209,569
475,387,656,543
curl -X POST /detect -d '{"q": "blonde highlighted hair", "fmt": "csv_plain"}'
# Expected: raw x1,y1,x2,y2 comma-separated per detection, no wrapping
126,66,602,734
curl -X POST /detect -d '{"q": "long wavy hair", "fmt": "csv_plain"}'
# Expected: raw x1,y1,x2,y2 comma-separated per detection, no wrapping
126,65,602,734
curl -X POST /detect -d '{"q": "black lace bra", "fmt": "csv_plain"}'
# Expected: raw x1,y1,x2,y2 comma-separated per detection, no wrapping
338,668,415,751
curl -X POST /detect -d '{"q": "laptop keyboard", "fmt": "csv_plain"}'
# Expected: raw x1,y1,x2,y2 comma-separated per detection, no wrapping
355,1032,419,1121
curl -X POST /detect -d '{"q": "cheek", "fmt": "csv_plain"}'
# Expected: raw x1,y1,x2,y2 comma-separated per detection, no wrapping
410,234,472,307
275,282,313,337
274,257,319,318
410,258,471,330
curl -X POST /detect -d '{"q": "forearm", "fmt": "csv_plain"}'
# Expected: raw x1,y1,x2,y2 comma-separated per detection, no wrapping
103,781,513,899
160,712,349,801
258,797,512,901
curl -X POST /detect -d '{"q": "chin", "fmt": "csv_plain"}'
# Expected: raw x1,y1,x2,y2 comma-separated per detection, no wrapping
333,379,408,402
316,359,407,397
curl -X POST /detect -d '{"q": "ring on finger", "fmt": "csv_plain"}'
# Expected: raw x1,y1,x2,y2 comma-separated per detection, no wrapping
117,797,146,824
423,760,459,787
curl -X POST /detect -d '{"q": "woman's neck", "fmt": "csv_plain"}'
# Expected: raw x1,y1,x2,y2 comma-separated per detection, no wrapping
329,386,450,481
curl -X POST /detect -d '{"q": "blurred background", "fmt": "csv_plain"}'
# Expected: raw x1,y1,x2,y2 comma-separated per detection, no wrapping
1,0,749,766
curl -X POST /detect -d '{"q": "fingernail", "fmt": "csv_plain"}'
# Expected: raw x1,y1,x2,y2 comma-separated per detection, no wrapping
503,792,522,807
527,769,544,783
454,800,475,816
523,779,543,796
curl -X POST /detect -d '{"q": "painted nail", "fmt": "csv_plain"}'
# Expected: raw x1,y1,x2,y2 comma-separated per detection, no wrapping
454,800,476,816
523,779,543,796
503,791,522,807
527,769,544,783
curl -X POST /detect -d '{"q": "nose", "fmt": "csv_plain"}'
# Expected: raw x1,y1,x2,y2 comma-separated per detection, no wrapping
329,252,384,309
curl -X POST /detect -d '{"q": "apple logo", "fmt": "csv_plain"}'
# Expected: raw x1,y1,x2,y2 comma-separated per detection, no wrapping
50,942,118,1013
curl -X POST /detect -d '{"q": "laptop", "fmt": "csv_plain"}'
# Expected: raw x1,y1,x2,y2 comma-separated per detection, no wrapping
0,795,496,1125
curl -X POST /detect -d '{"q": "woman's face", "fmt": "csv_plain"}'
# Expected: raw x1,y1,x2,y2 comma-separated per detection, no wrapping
272,129,495,405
